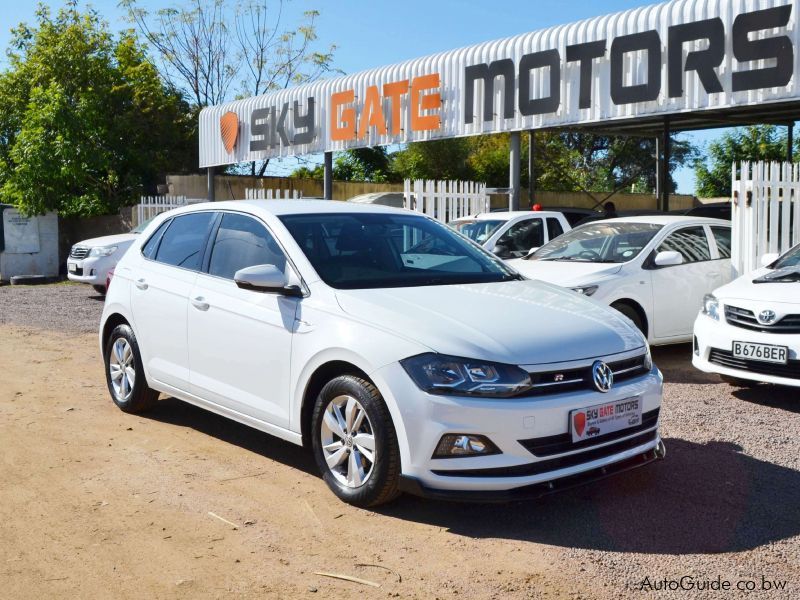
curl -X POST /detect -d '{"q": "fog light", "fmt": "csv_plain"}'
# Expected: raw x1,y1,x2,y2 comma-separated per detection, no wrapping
432,434,500,458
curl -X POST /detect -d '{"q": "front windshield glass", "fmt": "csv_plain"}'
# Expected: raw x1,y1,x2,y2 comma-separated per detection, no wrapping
450,219,505,244
529,222,663,263
279,212,520,289
774,244,800,269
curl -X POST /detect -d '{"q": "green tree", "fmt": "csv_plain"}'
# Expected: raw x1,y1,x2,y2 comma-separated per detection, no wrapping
392,138,472,181
333,147,398,182
0,2,195,216
694,125,793,197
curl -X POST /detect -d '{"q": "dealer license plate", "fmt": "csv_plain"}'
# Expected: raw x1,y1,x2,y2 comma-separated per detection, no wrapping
67,262,78,273
732,341,787,364
570,397,642,443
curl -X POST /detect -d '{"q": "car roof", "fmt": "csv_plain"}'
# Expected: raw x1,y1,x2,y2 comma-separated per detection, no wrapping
169,199,411,217
591,215,731,227
452,210,564,222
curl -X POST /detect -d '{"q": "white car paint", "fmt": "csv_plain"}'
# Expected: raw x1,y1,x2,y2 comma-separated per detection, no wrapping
67,232,139,291
693,245,800,387
450,211,571,258
100,200,662,502
507,216,733,345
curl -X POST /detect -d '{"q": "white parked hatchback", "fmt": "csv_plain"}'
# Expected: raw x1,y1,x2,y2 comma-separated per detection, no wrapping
507,216,733,345
100,201,664,506
693,243,800,387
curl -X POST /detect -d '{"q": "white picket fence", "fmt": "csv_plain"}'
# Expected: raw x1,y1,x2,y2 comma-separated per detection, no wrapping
403,179,489,223
244,188,303,200
731,161,800,276
136,195,189,226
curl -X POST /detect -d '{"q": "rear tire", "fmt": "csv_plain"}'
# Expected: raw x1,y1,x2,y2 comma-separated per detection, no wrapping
612,301,645,334
311,375,401,507
93,285,106,295
104,324,159,413
720,374,757,388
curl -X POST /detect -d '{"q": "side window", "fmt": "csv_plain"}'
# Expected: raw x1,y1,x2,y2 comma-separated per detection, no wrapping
656,226,711,263
711,226,731,259
497,219,544,257
154,212,215,271
208,213,287,280
141,219,171,259
546,217,564,241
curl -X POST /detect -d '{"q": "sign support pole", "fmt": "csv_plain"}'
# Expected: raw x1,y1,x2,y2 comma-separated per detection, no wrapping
510,131,521,211
788,123,794,162
528,130,536,207
659,117,670,212
207,167,215,202
324,151,333,200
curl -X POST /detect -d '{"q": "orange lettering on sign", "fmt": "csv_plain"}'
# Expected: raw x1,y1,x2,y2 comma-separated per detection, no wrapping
330,89,356,141
358,85,388,139
411,73,441,132
383,80,409,135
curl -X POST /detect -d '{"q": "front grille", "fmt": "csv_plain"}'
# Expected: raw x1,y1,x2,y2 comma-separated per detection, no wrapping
520,353,649,396
70,246,90,260
431,430,658,478
708,348,800,380
519,408,660,457
725,305,800,334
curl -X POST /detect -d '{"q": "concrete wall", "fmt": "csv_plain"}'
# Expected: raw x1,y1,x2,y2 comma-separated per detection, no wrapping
0,209,60,281
495,190,698,212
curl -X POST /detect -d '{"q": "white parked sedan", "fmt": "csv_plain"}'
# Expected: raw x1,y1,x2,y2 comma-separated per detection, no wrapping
693,243,800,387
508,216,733,345
450,211,571,259
67,220,151,294
100,201,663,506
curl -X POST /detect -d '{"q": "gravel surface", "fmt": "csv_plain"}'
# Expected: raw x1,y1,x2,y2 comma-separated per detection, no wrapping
1,283,798,598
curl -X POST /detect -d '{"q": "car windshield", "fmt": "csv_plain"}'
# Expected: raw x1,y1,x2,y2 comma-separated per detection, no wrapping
130,218,154,234
450,219,505,244
774,244,800,269
279,212,520,289
528,222,663,263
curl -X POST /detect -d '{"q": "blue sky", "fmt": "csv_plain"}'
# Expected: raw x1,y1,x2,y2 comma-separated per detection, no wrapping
0,0,742,194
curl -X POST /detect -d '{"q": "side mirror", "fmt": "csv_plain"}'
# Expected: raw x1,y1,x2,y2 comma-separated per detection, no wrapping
653,250,684,267
233,264,302,296
760,252,779,268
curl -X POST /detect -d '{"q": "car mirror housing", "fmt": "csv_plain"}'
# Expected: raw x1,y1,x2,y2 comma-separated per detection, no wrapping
760,252,779,268
653,250,683,267
233,264,301,296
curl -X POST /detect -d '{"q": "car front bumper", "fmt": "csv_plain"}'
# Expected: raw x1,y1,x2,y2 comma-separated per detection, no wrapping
66,255,112,285
693,311,800,387
374,359,663,495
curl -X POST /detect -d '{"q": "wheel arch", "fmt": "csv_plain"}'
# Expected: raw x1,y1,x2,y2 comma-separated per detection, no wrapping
610,298,649,338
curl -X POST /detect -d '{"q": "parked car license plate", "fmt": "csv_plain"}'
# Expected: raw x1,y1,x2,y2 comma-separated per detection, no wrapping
570,397,642,443
732,341,788,364
67,262,78,273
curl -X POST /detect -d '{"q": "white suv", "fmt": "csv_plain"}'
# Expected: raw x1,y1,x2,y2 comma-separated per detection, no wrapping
100,201,664,506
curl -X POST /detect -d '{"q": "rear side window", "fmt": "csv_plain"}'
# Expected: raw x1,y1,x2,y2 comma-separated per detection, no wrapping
657,226,711,263
208,213,287,279
711,226,731,259
154,212,215,270
141,219,171,259
546,217,564,240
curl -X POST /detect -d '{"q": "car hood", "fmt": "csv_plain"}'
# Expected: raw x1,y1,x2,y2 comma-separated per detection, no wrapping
74,233,138,248
335,280,644,365
716,267,800,305
507,258,624,287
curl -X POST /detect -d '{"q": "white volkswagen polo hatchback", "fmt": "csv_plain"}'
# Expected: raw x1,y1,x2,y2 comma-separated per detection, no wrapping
100,201,664,506
693,243,800,388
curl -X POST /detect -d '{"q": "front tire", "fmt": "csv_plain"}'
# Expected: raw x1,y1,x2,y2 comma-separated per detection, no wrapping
311,375,401,507
104,324,158,413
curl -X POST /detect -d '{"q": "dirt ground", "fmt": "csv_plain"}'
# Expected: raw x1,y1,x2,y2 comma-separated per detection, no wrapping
1,284,799,599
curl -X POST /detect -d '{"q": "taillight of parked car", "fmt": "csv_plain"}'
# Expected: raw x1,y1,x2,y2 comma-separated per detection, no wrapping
106,266,115,290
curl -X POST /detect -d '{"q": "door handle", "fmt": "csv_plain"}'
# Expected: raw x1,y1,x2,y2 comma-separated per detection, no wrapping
135,278,148,290
191,296,210,311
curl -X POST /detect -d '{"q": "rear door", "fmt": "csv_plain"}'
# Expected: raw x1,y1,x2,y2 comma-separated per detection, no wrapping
649,225,718,339
187,212,299,428
129,212,216,391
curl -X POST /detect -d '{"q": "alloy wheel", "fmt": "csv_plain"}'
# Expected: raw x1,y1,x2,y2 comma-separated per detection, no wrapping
109,337,135,402
319,394,376,488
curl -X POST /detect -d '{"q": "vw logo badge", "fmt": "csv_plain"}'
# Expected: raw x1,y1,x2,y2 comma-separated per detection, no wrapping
757,309,777,325
591,360,614,393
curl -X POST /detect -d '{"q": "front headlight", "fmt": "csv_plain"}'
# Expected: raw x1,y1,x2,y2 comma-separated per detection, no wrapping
400,353,532,398
702,293,719,320
89,245,118,257
571,284,598,296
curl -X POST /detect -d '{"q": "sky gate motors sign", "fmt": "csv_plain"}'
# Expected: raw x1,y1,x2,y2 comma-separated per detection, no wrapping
198,1,799,168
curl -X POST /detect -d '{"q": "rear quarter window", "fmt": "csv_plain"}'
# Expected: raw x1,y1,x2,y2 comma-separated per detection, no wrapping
153,212,216,271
